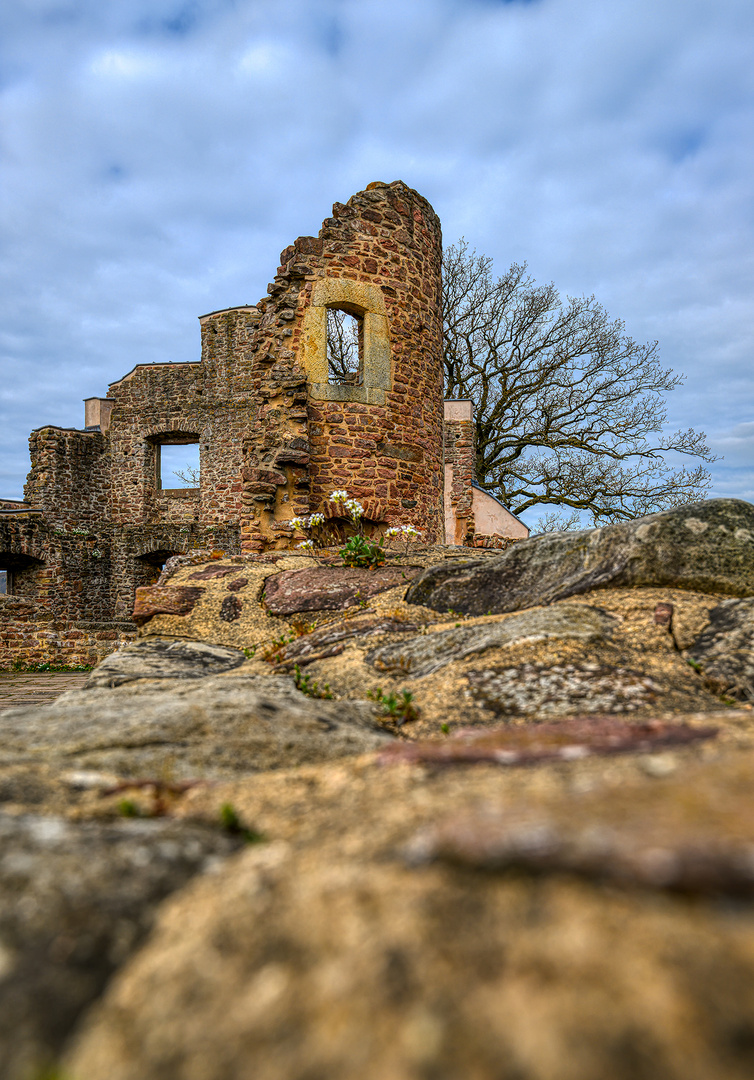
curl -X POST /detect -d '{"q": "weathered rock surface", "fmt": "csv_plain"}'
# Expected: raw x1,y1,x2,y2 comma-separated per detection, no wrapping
0,813,242,1080
411,749,754,896
67,747,754,1080
84,637,246,688
406,499,754,616
689,597,754,702
132,584,205,625
135,554,310,650
466,661,664,715
367,603,616,677
1,672,391,779
379,716,718,767
263,565,415,614
274,613,420,668
5,522,754,1079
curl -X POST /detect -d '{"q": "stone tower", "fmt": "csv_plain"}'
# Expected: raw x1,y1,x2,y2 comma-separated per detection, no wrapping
226,180,445,551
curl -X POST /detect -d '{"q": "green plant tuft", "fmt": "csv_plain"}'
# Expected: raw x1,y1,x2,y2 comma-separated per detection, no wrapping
220,802,265,844
294,664,333,700
118,798,140,818
339,534,385,569
367,687,420,726
10,660,93,673
262,632,297,664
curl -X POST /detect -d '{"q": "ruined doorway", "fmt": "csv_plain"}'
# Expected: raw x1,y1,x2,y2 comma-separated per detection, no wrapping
135,549,181,587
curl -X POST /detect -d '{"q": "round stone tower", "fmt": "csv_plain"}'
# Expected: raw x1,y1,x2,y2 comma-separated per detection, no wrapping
238,180,445,551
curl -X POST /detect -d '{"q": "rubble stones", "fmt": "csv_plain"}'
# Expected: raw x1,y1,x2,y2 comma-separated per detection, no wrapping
263,566,414,614
226,577,248,592
132,585,205,626
406,499,754,616
368,603,616,678
688,597,754,702
219,594,243,622
188,566,239,581
84,638,247,688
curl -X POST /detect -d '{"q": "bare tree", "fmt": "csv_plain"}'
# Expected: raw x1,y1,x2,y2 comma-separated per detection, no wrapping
442,239,715,531
326,307,362,384
172,465,200,487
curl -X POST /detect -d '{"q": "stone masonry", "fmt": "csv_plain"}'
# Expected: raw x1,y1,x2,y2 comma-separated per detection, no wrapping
0,181,526,669
443,400,529,549
236,181,445,552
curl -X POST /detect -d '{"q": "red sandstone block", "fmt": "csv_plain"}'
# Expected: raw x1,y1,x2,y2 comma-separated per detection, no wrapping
132,585,205,626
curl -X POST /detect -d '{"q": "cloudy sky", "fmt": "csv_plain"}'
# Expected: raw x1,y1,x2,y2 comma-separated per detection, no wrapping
2,0,752,521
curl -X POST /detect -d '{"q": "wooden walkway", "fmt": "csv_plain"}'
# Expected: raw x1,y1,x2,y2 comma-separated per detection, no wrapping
0,672,90,713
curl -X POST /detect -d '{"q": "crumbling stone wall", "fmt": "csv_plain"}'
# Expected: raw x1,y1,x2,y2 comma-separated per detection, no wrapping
2,179,524,669
0,596,134,670
239,180,445,551
102,353,245,610
443,399,530,548
444,400,476,545
0,509,136,670
25,427,109,525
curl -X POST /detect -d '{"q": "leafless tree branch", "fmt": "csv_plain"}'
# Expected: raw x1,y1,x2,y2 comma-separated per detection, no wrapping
443,239,716,526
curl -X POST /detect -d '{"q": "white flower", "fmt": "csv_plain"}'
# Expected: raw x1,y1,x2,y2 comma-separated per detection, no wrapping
308,513,325,527
330,490,348,502
296,539,315,551
345,499,364,519
290,517,306,530
401,525,420,537
385,527,401,537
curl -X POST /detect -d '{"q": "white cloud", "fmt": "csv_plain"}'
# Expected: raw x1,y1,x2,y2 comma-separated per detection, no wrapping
89,49,158,79
0,0,752,504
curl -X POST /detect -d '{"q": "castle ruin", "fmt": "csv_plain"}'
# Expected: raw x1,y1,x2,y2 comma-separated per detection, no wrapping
0,181,527,669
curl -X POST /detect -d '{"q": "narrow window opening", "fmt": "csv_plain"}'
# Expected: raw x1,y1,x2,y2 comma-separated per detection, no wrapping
327,307,363,386
0,570,9,594
156,441,200,490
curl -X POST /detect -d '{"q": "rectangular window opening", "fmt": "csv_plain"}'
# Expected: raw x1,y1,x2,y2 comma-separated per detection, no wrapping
0,570,8,595
327,307,363,386
157,442,200,490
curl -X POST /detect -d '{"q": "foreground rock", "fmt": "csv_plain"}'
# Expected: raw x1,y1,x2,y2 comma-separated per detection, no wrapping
406,499,754,616
411,749,754,895
688,597,754,702
5,501,754,1078
367,603,617,677
378,715,719,767
1,640,391,780
0,814,242,1080
67,746,754,1080
85,637,247,688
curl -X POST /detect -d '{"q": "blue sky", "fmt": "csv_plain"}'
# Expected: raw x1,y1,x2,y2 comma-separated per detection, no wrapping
2,0,753,519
